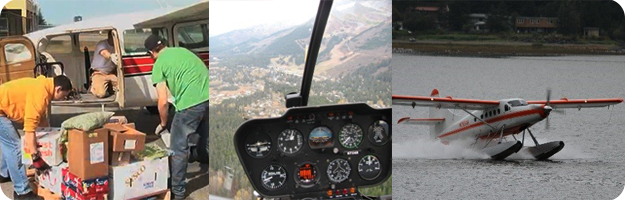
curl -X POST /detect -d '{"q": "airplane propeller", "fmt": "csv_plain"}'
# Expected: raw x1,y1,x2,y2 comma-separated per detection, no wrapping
545,88,553,130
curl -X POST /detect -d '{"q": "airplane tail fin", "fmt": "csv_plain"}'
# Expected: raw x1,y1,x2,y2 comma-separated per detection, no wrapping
428,89,457,139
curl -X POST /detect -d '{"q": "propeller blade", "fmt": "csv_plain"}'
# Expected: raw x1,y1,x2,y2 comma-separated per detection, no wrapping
545,116,550,130
546,87,552,106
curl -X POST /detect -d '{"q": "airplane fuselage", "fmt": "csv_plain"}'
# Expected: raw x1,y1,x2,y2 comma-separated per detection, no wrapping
437,99,550,142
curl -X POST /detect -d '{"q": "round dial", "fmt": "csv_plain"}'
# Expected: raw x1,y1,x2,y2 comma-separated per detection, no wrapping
278,129,304,155
295,163,318,188
339,123,363,149
309,126,334,149
260,164,287,190
245,131,272,158
368,120,390,146
327,158,351,183
358,155,382,180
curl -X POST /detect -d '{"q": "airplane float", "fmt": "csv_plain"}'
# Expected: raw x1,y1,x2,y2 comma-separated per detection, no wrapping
393,89,623,160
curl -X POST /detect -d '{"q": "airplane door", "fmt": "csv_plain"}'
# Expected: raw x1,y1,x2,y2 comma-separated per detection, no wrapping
0,36,36,84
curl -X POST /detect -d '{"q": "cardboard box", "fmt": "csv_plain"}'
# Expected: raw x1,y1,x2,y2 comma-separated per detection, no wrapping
110,152,131,166
67,128,109,180
37,163,68,195
104,123,145,152
109,156,169,200
21,127,64,166
62,168,109,195
61,184,107,200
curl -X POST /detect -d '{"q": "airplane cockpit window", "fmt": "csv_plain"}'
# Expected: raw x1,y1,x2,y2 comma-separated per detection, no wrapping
176,23,209,52
509,100,525,107
122,27,168,55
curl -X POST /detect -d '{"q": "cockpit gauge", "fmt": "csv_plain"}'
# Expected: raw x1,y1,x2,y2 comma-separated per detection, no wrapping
309,126,334,149
245,131,272,158
368,120,390,146
278,129,304,155
295,162,318,188
260,164,287,190
327,158,351,183
358,155,381,181
339,123,363,149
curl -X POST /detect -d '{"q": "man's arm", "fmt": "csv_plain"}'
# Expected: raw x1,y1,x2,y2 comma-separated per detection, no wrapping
24,92,48,154
156,82,169,127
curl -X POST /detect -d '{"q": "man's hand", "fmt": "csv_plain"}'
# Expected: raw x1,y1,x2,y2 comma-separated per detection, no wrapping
155,124,170,135
110,53,119,65
24,131,39,155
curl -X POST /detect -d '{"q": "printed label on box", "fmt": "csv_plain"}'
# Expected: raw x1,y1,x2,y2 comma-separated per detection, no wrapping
124,140,136,150
89,142,104,164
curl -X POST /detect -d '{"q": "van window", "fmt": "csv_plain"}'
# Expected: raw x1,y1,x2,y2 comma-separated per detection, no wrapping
123,28,168,56
176,23,208,52
46,35,72,54
4,43,32,64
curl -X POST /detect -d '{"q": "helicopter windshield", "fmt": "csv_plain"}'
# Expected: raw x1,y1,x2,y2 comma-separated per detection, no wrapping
309,1,392,108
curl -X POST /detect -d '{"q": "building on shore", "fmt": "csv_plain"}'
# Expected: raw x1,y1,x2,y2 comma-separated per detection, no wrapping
515,16,558,33
469,13,488,31
0,0,39,36
583,27,600,37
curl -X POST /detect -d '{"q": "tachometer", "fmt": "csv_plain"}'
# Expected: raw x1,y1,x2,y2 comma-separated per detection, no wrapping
260,164,287,190
368,120,390,146
295,162,318,188
327,158,351,183
309,126,334,149
245,131,272,158
358,155,381,180
339,123,363,149
278,129,304,155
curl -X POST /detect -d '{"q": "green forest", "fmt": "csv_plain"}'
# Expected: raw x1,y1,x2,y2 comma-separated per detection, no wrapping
394,0,625,40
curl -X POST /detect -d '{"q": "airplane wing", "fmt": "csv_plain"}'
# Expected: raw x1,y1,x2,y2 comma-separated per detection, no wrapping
397,117,444,125
393,95,499,110
527,98,623,109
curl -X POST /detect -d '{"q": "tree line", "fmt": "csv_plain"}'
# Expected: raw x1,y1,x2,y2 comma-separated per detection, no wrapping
394,0,625,39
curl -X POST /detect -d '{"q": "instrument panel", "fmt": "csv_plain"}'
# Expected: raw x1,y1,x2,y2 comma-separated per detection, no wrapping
234,103,392,199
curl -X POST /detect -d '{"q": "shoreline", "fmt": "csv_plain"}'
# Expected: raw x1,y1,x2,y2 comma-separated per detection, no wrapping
393,40,625,57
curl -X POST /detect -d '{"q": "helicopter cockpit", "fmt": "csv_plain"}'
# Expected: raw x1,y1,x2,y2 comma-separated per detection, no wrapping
233,1,392,199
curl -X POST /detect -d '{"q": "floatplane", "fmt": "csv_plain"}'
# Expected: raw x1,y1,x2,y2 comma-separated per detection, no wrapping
393,89,623,160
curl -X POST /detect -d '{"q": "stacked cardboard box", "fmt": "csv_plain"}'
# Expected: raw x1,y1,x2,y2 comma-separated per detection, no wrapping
61,168,109,200
104,121,146,166
105,116,171,199
67,128,109,180
21,127,64,166
109,156,169,200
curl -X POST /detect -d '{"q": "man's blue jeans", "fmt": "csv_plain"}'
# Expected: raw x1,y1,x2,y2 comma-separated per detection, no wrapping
170,101,209,198
0,117,32,195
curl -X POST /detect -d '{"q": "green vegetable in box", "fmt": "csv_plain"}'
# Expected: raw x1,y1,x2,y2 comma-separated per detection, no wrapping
133,144,171,161
59,112,115,161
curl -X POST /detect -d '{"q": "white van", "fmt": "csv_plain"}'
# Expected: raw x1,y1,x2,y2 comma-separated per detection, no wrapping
0,1,208,111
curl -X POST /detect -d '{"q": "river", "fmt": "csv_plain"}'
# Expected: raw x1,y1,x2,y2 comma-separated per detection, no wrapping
392,54,625,199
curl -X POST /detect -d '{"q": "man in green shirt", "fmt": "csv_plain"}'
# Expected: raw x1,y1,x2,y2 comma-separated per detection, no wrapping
145,34,209,200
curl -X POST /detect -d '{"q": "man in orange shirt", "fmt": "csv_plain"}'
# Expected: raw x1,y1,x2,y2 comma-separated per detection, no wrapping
0,75,72,199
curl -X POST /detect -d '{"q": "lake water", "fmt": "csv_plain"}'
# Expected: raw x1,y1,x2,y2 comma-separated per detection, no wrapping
392,54,625,199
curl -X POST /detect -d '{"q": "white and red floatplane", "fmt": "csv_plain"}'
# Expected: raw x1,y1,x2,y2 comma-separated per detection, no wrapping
393,89,623,160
